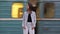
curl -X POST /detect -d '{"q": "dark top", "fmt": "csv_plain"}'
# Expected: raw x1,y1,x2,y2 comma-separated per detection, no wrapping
27,13,32,22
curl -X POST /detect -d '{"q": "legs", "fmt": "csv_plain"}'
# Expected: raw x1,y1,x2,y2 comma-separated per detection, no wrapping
29,27,35,34
23,27,28,34
23,23,35,34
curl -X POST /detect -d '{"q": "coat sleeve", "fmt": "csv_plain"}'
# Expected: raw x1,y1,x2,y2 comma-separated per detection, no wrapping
22,12,25,27
33,12,36,27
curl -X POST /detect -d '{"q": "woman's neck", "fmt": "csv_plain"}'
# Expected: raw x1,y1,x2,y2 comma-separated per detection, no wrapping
27,10,32,14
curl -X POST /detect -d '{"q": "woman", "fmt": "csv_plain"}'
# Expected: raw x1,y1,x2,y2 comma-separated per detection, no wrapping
22,4,36,34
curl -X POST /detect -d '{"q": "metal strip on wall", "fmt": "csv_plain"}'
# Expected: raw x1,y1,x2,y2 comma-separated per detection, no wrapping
0,18,60,20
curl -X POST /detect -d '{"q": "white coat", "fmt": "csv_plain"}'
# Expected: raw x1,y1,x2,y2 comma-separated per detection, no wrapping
22,11,36,34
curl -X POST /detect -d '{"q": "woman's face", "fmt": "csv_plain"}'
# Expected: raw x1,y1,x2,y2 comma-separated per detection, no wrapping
27,8,32,14
27,4,29,9
27,4,32,13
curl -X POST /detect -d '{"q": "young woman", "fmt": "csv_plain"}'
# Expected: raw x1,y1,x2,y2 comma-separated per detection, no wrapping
22,4,36,34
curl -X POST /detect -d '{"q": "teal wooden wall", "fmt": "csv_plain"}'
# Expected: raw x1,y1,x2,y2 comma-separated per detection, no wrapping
1,0,60,18
0,0,27,18
39,1,60,34
0,1,12,18
0,20,23,34
37,20,60,34
40,2,60,18
0,0,27,34
55,2,60,18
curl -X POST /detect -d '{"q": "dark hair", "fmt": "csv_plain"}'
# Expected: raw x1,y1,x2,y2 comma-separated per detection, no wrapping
28,3,33,11
28,2,38,12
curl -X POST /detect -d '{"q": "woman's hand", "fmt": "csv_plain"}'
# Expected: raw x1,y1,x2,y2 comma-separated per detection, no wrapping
23,26,26,29
32,27,35,30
